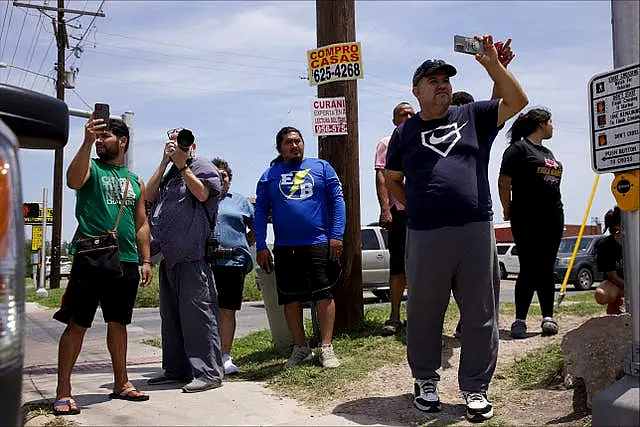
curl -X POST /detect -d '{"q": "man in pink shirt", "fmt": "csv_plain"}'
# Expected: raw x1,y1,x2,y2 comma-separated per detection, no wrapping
374,102,415,335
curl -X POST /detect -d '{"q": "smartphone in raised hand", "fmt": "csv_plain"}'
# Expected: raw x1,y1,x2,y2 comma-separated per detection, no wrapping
94,103,110,128
454,35,484,56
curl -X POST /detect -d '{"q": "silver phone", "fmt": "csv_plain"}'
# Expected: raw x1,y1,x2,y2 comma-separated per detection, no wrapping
454,35,483,55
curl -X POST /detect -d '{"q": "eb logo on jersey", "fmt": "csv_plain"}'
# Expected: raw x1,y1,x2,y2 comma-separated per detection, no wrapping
279,169,315,200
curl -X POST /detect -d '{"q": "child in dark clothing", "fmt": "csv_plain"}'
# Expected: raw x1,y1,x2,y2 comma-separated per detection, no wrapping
594,206,624,315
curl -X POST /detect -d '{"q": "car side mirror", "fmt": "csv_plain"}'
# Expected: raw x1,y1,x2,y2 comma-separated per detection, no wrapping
0,84,69,149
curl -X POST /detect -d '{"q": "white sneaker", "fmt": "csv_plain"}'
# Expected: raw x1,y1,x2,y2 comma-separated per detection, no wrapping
462,391,493,421
318,344,340,368
223,354,239,375
284,345,313,368
414,379,441,412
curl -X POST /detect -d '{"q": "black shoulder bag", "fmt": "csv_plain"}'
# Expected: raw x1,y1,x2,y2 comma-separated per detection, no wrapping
74,176,130,279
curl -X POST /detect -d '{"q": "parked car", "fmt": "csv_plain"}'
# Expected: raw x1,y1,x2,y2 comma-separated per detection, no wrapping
0,84,69,426
554,235,605,290
45,255,72,279
496,242,519,279
361,225,391,300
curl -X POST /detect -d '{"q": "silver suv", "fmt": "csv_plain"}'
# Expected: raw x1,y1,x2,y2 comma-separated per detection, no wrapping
0,83,69,426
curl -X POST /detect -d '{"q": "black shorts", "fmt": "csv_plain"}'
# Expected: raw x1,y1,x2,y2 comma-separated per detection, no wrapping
212,265,245,311
53,259,140,328
389,206,406,275
273,242,336,305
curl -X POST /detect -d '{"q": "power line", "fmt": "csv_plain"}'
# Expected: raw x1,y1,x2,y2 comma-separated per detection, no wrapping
66,0,104,61
5,1,30,82
93,45,303,78
19,9,45,86
0,1,10,49
96,30,303,65
31,35,54,89
71,88,91,109
0,1,14,59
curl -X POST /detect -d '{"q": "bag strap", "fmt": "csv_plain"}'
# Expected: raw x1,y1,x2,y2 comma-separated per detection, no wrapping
112,176,131,233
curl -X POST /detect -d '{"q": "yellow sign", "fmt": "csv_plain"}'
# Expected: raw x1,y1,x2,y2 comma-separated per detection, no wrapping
307,42,363,86
32,226,42,251
24,207,53,225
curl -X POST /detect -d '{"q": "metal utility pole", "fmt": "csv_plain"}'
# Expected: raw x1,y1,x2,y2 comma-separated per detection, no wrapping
592,1,640,425
36,188,48,297
14,0,105,289
316,0,363,331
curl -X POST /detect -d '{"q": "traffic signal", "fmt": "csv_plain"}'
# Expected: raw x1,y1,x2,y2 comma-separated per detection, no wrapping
23,203,40,218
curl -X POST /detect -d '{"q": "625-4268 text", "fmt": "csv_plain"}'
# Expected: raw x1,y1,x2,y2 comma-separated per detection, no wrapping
312,63,361,84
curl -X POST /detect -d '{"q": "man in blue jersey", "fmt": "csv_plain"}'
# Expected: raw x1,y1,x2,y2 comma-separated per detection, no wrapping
255,126,346,369
385,35,528,421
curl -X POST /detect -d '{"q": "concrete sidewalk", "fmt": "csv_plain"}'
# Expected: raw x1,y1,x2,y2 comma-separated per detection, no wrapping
21,303,383,426
23,362,378,426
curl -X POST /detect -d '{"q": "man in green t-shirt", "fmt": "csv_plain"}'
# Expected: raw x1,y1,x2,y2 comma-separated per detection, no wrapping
51,116,152,416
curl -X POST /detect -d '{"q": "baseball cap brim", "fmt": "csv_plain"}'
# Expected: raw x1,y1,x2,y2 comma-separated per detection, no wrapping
413,61,457,86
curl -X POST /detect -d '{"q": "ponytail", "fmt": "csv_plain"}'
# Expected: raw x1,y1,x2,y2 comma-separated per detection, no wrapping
507,108,552,144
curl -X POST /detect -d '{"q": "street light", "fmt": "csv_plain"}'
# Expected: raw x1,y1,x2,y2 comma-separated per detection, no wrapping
0,62,56,82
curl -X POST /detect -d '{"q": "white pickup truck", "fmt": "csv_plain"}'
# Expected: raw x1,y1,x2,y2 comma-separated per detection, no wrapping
361,225,392,300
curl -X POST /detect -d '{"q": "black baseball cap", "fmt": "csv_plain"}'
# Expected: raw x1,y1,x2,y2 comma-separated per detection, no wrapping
177,128,195,147
412,59,457,87
604,206,621,233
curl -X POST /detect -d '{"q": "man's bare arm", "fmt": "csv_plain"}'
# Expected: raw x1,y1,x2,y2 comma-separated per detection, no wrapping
384,170,406,206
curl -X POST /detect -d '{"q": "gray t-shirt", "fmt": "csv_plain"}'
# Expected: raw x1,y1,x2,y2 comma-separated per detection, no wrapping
150,157,221,268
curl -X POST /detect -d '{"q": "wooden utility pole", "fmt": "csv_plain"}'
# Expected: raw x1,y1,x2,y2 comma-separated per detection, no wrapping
316,0,363,331
15,1,104,288
51,0,66,289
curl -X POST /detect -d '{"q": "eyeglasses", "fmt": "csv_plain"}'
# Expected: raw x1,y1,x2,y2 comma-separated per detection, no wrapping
167,128,183,139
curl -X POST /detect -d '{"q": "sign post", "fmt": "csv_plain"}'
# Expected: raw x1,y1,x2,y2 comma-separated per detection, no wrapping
591,1,639,425
36,189,48,297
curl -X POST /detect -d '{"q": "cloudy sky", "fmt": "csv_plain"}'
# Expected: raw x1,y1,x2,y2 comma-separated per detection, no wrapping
1,0,619,242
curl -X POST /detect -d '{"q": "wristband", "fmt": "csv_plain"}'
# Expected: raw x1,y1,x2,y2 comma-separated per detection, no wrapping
178,165,188,173
142,260,152,265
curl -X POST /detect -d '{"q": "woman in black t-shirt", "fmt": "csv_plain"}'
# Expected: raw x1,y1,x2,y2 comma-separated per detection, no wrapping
498,108,564,339
595,206,625,314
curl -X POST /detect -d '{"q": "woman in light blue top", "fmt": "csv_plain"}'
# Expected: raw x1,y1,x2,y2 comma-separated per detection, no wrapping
211,158,255,375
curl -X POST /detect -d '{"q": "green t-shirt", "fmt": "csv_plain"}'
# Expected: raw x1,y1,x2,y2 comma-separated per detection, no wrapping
72,159,141,263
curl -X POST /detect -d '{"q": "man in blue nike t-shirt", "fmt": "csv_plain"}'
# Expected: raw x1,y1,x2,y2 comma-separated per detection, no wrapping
255,126,346,369
385,35,528,421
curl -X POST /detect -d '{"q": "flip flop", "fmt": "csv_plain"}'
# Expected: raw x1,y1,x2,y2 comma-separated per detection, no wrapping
52,398,81,415
108,386,150,402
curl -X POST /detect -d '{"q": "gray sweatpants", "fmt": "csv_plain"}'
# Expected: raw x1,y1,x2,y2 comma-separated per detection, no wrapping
159,259,224,383
406,221,499,392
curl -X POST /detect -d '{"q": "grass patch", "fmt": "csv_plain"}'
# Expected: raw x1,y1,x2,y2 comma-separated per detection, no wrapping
242,271,261,302
225,303,464,402
141,338,161,348
500,291,602,317
25,287,65,309
505,343,564,389
22,401,79,427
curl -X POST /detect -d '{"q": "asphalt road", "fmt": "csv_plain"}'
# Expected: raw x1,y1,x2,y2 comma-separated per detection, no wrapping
24,279,590,368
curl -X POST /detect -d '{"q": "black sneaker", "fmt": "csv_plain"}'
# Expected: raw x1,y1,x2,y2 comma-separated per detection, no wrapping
510,320,527,339
414,379,441,412
462,391,493,422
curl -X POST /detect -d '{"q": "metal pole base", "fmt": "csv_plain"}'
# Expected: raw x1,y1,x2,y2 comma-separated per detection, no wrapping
592,375,639,427
35,287,49,297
